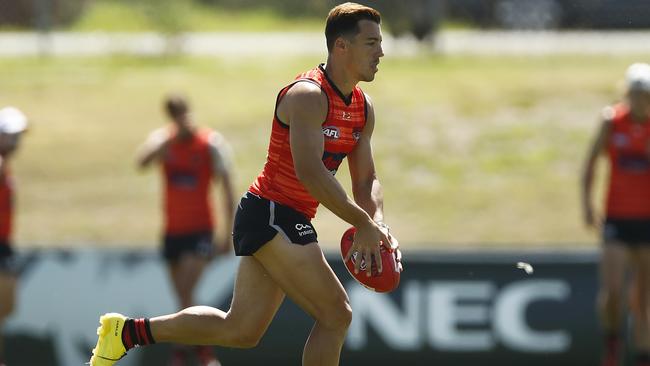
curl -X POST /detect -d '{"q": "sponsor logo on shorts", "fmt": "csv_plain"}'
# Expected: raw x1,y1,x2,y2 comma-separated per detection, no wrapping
295,223,314,237
197,237,213,256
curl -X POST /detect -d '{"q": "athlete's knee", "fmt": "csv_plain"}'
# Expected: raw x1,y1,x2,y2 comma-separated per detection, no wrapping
636,290,650,314
317,300,353,332
219,313,266,348
222,323,265,348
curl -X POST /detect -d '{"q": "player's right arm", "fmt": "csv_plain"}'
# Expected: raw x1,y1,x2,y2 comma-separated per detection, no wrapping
0,131,24,178
280,81,389,275
581,107,613,229
208,132,236,253
136,128,170,170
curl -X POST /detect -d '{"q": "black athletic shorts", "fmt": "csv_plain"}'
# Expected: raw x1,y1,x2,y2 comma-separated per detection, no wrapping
163,231,214,262
0,243,16,274
233,191,318,256
603,218,650,246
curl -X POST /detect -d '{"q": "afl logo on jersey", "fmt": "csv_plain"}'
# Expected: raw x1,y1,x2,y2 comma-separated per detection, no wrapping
323,126,340,139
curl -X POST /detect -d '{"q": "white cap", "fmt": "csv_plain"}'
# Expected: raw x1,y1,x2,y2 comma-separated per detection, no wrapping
626,63,650,92
0,107,28,134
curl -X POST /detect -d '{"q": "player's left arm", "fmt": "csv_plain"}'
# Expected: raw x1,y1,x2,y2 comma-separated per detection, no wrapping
348,95,399,256
209,131,236,253
0,154,5,180
348,94,384,224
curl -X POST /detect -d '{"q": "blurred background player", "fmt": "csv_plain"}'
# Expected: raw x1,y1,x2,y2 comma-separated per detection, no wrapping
0,107,28,366
136,94,235,366
582,63,650,366
89,3,400,366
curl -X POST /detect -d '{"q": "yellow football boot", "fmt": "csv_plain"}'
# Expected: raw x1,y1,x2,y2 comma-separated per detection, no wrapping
89,313,128,365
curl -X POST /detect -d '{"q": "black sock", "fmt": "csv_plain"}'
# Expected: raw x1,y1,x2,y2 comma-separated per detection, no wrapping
636,351,650,366
121,318,155,350
605,333,620,355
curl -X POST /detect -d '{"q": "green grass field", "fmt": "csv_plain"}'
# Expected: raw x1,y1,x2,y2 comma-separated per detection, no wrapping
0,54,642,249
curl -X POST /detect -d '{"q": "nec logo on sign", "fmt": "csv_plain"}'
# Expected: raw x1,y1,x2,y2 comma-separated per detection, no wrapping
323,126,340,139
346,279,571,353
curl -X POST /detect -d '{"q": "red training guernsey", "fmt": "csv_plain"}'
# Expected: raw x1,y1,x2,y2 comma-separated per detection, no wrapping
605,103,650,218
250,64,368,218
163,128,215,234
0,167,13,243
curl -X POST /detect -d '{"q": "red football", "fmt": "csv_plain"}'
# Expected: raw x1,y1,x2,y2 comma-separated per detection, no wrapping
340,226,401,293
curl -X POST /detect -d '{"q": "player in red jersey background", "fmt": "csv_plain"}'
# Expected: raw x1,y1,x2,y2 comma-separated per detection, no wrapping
582,63,650,366
0,106,28,366
136,95,235,366
89,3,400,366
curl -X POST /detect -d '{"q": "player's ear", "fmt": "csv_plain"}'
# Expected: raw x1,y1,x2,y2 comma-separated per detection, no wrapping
334,37,348,52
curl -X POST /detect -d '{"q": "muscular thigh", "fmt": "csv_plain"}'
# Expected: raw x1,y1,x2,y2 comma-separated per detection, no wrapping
163,231,214,263
253,233,349,321
228,256,286,335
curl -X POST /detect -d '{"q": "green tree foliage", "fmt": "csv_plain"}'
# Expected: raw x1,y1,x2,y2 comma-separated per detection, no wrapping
0,0,88,29
196,0,441,39
137,0,190,35
196,0,332,17
366,0,442,39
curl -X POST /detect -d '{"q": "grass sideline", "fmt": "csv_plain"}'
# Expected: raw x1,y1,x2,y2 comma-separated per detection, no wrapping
0,54,640,249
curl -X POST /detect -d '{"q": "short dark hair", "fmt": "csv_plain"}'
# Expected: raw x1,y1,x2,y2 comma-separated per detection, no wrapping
164,94,189,118
325,2,381,53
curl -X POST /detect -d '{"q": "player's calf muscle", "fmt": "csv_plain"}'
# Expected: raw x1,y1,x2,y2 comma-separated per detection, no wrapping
151,306,224,343
151,306,268,348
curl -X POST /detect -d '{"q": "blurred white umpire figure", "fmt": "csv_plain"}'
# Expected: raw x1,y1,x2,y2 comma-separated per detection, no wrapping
0,106,28,366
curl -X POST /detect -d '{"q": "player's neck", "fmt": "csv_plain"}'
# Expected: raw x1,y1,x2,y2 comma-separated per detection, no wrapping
173,126,196,140
323,60,357,97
